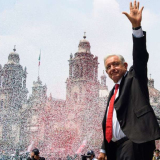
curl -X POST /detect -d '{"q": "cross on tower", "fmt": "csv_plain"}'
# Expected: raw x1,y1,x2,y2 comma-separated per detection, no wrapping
13,45,16,52
83,32,86,39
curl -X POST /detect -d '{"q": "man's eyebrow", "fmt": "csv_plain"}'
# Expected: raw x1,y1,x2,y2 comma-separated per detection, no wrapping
107,61,120,64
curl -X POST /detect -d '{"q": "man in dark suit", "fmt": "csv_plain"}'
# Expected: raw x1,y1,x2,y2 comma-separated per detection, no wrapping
98,1,160,160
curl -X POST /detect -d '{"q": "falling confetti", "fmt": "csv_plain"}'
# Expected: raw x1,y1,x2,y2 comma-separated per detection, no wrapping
0,37,160,159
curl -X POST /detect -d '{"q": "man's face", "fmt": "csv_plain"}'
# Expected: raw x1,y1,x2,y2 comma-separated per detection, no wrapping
105,56,128,83
30,152,35,158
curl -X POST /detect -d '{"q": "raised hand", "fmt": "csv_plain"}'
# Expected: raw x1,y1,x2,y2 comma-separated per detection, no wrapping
122,1,144,28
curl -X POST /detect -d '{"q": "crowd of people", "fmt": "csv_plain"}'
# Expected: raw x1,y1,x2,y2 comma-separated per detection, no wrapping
1,147,160,159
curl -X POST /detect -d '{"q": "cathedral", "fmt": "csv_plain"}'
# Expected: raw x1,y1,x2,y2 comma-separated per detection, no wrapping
0,34,160,159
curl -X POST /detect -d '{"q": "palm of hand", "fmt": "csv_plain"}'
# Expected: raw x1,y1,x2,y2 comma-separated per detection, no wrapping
129,9,142,25
122,1,144,28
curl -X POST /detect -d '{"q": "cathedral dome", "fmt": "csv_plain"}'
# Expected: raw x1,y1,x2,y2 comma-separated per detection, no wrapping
78,33,91,53
7,52,20,65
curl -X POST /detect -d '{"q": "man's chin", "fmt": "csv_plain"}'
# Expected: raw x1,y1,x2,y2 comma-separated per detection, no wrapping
112,76,120,83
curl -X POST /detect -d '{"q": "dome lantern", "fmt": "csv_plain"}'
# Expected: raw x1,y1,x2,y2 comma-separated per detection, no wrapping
78,32,91,53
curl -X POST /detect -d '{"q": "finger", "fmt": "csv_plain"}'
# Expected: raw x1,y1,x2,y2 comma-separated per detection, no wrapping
130,2,133,10
140,6,144,13
137,1,139,10
134,0,137,9
122,12,130,18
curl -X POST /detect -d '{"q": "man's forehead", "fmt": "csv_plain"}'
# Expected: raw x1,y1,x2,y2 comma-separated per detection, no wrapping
105,56,121,64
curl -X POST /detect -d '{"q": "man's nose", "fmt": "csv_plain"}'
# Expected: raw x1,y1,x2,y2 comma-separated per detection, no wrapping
110,65,116,70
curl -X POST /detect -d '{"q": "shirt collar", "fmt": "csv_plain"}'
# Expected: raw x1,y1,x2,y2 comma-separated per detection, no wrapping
115,71,128,85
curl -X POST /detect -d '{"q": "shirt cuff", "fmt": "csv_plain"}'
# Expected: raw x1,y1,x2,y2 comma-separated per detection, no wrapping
132,27,144,38
100,149,106,154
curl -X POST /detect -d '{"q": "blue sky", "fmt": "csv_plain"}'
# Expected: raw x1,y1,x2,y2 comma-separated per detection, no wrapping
0,0,160,99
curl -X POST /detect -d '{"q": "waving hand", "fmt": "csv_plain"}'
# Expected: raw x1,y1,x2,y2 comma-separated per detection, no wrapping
122,1,144,28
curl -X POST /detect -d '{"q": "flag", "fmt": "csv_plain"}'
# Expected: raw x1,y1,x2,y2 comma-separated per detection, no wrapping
27,141,34,152
75,140,87,154
38,52,41,66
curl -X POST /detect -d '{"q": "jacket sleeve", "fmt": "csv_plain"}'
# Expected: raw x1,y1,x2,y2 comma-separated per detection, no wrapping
132,31,149,81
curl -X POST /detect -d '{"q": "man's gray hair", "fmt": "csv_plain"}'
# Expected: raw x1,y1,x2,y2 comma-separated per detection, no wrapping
104,54,125,65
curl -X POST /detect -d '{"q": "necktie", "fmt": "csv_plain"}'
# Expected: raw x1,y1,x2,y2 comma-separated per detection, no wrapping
105,84,119,143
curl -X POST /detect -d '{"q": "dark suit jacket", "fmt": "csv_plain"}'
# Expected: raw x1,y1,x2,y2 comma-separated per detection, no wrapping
101,32,160,158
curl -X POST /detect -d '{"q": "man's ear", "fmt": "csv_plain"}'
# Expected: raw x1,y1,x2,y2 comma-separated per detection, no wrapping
124,62,128,69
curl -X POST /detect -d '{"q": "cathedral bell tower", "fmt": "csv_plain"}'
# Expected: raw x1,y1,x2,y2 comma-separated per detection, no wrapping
0,46,28,152
66,33,99,108
65,33,100,147
0,46,28,109
0,45,28,110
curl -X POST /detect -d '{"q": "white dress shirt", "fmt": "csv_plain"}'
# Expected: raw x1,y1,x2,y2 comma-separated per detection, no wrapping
100,27,144,154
